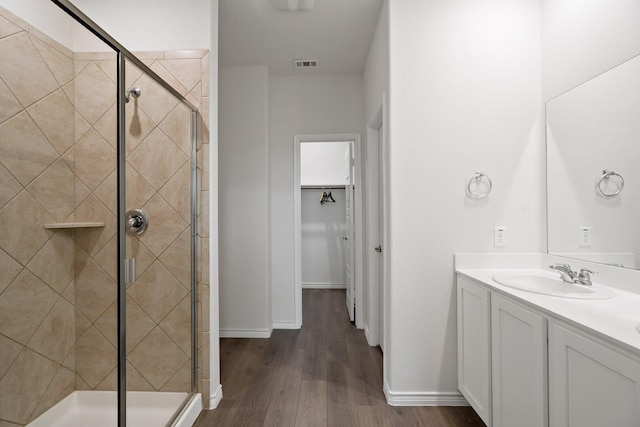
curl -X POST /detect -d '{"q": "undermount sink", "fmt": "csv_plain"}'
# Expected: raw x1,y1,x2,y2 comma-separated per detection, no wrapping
492,271,614,300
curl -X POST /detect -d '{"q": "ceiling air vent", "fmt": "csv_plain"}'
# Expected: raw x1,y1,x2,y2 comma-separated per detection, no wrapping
293,59,318,69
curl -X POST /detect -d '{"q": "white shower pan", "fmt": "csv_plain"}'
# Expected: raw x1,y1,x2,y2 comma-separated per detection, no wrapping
27,391,202,427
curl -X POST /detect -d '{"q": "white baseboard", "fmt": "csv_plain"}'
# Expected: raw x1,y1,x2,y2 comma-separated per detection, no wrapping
302,282,347,289
272,322,300,329
209,383,223,409
384,381,469,406
364,325,377,347
219,329,272,338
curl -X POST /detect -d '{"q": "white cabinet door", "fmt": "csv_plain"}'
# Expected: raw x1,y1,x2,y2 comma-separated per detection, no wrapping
457,277,492,425
549,322,640,427
491,294,547,427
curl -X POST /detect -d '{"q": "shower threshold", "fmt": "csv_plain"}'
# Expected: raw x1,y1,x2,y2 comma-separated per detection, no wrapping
27,390,202,427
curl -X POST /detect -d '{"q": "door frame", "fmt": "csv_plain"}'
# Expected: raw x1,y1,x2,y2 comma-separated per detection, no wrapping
293,133,364,328
364,98,387,349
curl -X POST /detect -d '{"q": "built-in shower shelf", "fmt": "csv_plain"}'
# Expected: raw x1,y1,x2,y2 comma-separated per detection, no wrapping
44,222,105,229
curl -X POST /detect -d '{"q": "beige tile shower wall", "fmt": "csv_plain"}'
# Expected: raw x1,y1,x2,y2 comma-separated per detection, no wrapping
0,4,210,422
72,50,210,397
0,8,76,426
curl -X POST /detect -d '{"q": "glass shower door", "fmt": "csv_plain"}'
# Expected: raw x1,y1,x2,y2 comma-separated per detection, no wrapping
122,59,195,426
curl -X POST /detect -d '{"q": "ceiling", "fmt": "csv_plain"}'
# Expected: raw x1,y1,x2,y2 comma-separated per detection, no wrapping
218,0,383,76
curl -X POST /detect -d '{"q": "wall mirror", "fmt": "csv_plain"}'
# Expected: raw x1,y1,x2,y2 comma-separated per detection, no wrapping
547,53,640,269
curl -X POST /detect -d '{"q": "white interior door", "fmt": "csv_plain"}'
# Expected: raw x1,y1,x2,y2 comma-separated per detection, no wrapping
345,144,355,321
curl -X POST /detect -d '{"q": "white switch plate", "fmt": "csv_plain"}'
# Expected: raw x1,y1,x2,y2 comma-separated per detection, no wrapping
579,226,592,247
494,227,507,247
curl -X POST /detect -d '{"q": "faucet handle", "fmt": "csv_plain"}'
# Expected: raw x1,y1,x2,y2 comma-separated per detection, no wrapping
549,263,577,282
577,268,597,286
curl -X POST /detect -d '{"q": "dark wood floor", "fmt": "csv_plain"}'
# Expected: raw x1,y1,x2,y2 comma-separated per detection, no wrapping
193,289,485,427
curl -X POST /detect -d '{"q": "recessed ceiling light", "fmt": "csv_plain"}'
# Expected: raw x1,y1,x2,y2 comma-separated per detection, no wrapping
271,0,315,12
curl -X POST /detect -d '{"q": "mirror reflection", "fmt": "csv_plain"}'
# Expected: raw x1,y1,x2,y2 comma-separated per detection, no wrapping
547,53,640,269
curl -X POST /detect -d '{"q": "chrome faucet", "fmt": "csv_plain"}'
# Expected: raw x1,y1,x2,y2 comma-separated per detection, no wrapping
549,264,597,286
549,264,578,283
577,268,596,286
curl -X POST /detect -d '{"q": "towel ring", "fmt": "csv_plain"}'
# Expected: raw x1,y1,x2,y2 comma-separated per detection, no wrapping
597,170,624,198
467,171,492,199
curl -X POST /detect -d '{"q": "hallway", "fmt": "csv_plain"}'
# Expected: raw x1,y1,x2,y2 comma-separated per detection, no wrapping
194,290,484,426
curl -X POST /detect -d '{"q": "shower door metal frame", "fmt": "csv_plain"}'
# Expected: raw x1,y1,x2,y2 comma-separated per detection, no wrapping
51,2,199,426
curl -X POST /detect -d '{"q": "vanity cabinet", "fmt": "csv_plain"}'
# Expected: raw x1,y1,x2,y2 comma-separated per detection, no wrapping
548,322,640,427
457,277,547,427
457,277,492,425
458,273,640,427
491,294,547,427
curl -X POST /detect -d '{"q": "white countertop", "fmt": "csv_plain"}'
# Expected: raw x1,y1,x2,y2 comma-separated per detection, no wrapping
456,267,640,356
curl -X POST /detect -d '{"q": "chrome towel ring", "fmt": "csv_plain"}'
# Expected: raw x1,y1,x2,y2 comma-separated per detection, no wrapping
597,170,624,198
467,171,492,199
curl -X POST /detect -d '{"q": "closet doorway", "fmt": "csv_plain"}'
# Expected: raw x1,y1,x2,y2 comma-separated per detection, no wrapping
293,134,363,328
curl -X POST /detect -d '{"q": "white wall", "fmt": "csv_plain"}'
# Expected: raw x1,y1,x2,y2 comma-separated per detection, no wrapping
218,65,271,336
71,0,211,52
270,74,364,326
300,142,350,186
2,0,212,52
363,0,389,124
301,189,347,287
386,0,543,400
0,0,75,48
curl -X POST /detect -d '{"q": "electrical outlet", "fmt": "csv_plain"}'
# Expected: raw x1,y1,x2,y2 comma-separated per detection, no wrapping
579,226,592,247
494,227,507,247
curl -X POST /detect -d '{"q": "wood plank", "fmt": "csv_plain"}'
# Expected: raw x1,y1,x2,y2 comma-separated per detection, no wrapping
326,362,359,426
345,324,385,406
229,332,288,426
441,406,487,426
357,406,392,427
295,380,327,427
385,406,426,427
326,292,350,362
263,346,305,426
218,338,249,384
302,323,327,380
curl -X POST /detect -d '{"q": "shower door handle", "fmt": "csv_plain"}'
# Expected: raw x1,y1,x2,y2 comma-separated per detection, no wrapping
124,258,136,285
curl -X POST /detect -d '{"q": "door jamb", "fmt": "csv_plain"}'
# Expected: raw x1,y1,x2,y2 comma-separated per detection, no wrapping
293,133,364,328
365,105,383,347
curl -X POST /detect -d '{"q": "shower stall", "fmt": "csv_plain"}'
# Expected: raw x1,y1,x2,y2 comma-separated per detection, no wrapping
0,1,209,426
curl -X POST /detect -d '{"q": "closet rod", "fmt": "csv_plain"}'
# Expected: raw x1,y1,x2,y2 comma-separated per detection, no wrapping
301,186,346,190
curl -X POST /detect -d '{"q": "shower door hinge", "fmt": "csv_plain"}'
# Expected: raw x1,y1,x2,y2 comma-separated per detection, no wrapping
124,258,136,285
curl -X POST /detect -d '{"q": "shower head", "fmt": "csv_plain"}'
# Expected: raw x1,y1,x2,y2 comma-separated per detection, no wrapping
125,87,141,103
